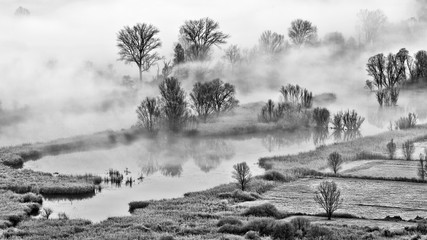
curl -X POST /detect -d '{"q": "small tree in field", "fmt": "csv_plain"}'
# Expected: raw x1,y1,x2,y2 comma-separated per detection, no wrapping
232,162,252,191
136,97,161,132
386,139,397,160
327,152,343,174
42,207,53,219
314,181,343,220
402,140,415,160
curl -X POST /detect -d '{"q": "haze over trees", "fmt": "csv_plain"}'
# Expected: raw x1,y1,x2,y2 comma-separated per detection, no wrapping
179,17,229,61
117,23,162,82
357,9,387,45
288,19,318,46
258,30,287,56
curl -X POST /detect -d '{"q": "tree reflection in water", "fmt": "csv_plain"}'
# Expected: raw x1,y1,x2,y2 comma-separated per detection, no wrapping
261,129,312,152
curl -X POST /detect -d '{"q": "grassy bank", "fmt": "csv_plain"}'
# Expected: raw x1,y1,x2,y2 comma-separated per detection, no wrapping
259,124,427,171
0,190,42,229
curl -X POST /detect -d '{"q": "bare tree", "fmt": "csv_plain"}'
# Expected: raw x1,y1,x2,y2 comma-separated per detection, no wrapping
159,77,188,132
314,181,343,220
210,79,239,114
15,6,30,16
259,30,287,55
232,162,252,191
223,45,241,65
190,82,214,122
173,43,185,65
179,17,229,61
327,152,343,174
117,23,162,82
288,19,318,46
357,9,387,45
42,207,53,219
136,97,161,132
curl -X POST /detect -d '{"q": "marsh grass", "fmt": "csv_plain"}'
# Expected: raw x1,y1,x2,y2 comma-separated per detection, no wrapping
395,113,417,130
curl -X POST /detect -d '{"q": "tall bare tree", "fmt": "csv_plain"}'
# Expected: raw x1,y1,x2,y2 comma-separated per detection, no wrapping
259,30,287,55
357,9,387,45
288,19,318,46
179,17,229,61
117,23,162,82
314,181,343,220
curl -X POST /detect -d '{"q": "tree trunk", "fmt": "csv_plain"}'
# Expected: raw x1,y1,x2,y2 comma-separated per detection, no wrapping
139,67,143,83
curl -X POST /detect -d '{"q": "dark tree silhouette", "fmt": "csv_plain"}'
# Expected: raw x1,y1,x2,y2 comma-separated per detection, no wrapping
314,181,343,220
232,162,252,191
327,152,343,174
42,208,53,219
414,50,427,80
402,140,415,161
117,23,162,82
259,30,287,55
357,9,387,45
386,139,397,160
210,79,238,114
190,82,214,122
288,19,317,46
173,43,185,65
159,77,188,132
179,17,229,61
418,157,426,181
136,97,161,132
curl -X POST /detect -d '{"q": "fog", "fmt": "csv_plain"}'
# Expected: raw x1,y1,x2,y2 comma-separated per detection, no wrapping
0,0,425,145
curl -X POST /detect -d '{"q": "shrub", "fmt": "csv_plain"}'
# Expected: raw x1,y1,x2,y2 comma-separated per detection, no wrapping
159,236,175,240
313,107,330,127
271,222,295,240
280,84,313,108
1,154,24,168
327,152,343,174
331,110,364,131
386,139,397,160
129,201,150,212
244,230,261,240
92,176,102,185
243,218,276,236
417,222,427,234
232,162,252,191
395,113,417,129
306,225,333,240
314,181,343,220
20,193,43,204
402,140,415,160
242,203,284,219
291,217,311,234
262,171,290,182
58,212,69,220
217,217,243,227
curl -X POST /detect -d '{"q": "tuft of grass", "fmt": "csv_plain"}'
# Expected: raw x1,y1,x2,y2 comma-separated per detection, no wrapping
129,201,150,212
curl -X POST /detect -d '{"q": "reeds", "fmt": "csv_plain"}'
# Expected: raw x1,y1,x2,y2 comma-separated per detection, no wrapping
395,113,417,130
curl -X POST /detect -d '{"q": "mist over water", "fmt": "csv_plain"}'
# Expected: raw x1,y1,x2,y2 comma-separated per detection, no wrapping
0,0,425,146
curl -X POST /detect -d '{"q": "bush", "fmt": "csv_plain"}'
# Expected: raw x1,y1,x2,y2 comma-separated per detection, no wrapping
20,193,43,204
306,225,333,240
271,222,295,240
242,203,284,219
262,171,291,182
244,231,261,240
243,218,276,236
331,110,364,131
1,154,24,168
129,201,150,212
386,139,397,160
395,113,417,129
417,222,427,234
92,176,102,185
291,217,311,234
58,212,69,220
216,217,243,227
218,224,245,235
402,140,415,160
